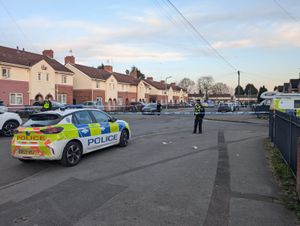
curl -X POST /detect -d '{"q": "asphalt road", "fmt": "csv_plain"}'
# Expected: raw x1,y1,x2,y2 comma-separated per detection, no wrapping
0,114,296,225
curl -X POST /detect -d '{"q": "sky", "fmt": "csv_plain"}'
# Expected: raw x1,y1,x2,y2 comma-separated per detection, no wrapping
0,0,300,91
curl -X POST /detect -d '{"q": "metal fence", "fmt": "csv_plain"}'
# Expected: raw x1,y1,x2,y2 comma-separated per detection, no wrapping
269,111,300,175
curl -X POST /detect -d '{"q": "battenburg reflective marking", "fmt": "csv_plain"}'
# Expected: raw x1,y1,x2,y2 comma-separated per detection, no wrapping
75,124,91,137
100,122,110,134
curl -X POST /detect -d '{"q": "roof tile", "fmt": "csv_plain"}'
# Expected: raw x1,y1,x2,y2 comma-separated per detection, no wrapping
0,46,72,73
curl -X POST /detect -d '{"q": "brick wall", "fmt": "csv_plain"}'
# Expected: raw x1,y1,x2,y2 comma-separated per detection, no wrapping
73,89,105,104
149,94,167,103
0,80,29,106
173,96,179,103
117,91,137,105
56,84,73,104
73,89,92,104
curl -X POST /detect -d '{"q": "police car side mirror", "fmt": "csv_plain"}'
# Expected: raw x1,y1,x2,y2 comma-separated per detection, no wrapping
109,117,117,122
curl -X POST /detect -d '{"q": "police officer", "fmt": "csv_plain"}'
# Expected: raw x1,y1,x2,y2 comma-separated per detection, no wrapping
41,100,52,112
193,99,205,134
157,101,162,115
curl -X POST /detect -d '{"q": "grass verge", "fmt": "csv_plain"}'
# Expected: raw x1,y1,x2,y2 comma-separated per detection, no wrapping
264,138,300,220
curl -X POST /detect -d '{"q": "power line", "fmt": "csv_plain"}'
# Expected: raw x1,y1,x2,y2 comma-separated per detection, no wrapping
153,0,211,55
163,0,238,71
273,0,299,23
0,0,36,51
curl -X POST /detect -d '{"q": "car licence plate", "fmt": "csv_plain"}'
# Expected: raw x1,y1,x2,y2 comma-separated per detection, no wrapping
18,148,35,155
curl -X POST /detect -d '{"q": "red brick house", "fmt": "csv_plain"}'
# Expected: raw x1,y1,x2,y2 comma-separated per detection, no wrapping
0,45,73,107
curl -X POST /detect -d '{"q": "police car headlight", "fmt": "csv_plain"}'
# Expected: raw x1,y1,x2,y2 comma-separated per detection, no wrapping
40,127,64,134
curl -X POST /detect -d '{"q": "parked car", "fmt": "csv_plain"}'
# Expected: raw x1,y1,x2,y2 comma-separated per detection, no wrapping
81,101,104,111
217,103,232,112
65,104,84,109
142,103,160,114
202,102,209,108
0,101,8,112
32,101,65,110
11,109,131,166
0,111,22,136
16,106,40,118
128,102,145,112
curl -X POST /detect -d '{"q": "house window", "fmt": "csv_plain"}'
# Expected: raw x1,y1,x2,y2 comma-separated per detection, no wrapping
61,76,67,84
96,81,100,88
122,85,124,90
2,68,10,78
38,73,41,81
9,93,23,105
46,73,49,81
58,94,67,104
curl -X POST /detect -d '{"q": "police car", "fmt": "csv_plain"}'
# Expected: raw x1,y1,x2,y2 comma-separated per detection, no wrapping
11,109,131,166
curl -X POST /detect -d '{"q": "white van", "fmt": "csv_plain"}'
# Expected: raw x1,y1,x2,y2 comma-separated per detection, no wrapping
260,91,300,116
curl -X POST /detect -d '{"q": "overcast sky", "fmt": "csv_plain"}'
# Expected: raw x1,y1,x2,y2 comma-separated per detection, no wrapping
0,0,300,90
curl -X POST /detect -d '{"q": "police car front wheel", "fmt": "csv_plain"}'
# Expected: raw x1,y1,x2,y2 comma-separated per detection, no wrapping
61,141,83,167
119,130,129,147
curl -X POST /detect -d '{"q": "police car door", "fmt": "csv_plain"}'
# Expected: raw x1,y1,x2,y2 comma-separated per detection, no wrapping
72,110,95,153
89,110,120,149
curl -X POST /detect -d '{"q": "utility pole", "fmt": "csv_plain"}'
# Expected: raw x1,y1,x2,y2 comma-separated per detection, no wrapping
165,76,172,109
237,70,240,110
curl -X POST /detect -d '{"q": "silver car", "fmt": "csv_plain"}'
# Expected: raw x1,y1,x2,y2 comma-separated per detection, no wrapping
81,101,104,110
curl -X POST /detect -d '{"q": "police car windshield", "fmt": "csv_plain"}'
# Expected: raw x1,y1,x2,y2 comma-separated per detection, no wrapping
23,114,61,127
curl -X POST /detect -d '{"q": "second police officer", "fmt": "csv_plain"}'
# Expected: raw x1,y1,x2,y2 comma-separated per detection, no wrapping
193,99,205,134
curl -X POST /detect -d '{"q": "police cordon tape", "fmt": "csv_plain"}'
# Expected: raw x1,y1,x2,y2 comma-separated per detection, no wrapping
109,111,270,116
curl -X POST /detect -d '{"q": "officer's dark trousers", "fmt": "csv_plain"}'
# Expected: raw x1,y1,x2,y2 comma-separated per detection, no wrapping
194,115,203,133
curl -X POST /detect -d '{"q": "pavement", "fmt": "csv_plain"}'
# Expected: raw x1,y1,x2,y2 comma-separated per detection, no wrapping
0,114,296,226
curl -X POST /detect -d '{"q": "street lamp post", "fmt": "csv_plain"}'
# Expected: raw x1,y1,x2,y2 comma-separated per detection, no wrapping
165,76,172,110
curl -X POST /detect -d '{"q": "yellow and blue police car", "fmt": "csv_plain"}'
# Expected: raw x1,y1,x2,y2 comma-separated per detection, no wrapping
11,109,131,166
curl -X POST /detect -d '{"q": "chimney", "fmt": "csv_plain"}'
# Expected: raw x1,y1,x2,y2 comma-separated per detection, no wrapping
160,80,165,84
147,77,153,81
42,49,54,58
65,56,75,65
103,65,113,73
130,68,138,78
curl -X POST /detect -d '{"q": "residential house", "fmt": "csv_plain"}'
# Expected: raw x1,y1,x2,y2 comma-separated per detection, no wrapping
143,77,168,104
289,79,300,93
209,94,232,102
234,94,257,103
65,56,148,109
283,83,290,93
277,85,284,92
65,54,188,107
0,45,73,107
188,93,205,102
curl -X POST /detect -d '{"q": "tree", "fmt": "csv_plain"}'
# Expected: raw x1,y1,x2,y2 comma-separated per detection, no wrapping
273,86,278,91
234,85,245,96
178,78,195,93
244,83,258,96
257,85,268,102
211,82,230,94
197,76,214,101
130,66,145,79
97,63,104,69
125,69,130,75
